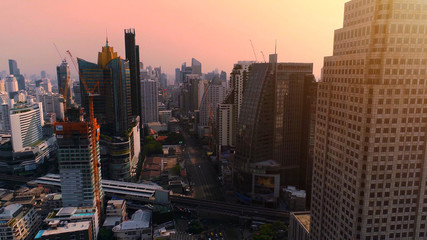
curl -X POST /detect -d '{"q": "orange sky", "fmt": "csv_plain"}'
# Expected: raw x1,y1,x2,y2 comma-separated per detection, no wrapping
0,0,346,80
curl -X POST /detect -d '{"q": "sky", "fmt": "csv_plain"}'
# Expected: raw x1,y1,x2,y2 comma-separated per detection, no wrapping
0,0,347,81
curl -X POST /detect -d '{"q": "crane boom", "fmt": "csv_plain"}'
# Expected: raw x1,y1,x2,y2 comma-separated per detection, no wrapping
260,51,266,63
250,40,258,62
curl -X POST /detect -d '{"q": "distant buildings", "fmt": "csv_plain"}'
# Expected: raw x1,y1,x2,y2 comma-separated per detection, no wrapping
141,79,159,123
8,59,25,90
10,102,44,152
0,204,42,240
39,93,65,121
199,79,226,127
4,75,19,94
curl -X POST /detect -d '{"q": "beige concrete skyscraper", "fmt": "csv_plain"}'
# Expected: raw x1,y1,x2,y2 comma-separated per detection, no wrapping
311,0,427,239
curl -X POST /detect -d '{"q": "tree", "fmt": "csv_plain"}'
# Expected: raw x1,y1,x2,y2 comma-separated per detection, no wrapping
98,228,113,240
252,221,286,240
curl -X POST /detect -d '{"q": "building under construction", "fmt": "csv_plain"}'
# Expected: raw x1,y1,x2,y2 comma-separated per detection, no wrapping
54,108,103,211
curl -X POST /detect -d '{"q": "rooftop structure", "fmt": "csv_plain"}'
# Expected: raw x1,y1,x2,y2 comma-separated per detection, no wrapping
112,209,152,240
35,221,92,240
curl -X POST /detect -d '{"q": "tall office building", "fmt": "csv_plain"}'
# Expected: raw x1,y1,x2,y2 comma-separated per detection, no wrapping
73,81,82,106
124,28,141,118
141,79,159,123
10,103,44,152
191,58,202,76
311,1,427,239
217,103,235,147
78,40,139,182
234,57,315,204
41,70,47,78
54,110,103,208
57,59,73,107
39,93,65,121
0,104,10,132
78,40,132,137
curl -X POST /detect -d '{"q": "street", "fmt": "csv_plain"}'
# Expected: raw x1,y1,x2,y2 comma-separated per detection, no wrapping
181,130,224,201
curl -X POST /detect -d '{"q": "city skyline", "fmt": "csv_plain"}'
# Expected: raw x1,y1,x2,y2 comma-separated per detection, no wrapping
0,0,346,80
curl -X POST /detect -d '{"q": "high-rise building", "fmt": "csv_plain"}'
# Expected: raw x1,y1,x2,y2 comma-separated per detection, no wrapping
191,58,202,76
8,59,25,90
73,81,82,106
141,79,159,123
175,68,181,85
54,111,103,208
220,70,227,83
41,70,47,78
234,57,315,204
78,40,139,182
0,79,5,93
311,1,427,239
0,104,10,132
10,103,44,152
57,59,73,107
78,40,132,137
4,75,18,94
125,28,141,119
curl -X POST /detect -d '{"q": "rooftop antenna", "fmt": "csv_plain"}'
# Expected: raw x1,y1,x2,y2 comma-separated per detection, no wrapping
106,28,109,47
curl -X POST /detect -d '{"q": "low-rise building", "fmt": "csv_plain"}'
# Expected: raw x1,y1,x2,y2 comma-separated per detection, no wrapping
282,186,306,211
0,204,42,240
288,211,310,240
113,209,152,240
35,221,92,240
103,199,127,229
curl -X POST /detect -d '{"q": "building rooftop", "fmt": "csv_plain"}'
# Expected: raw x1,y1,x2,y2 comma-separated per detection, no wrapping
113,209,151,232
35,221,91,238
283,186,306,198
103,216,122,228
293,212,310,233
0,204,22,219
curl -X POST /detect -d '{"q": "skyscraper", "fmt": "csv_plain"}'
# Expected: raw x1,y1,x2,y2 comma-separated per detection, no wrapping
140,79,158,123
4,75,18,94
78,40,132,137
41,70,46,78
8,59,25,90
234,56,315,205
78,40,139,182
175,68,181,86
56,59,73,107
311,1,427,239
54,110,103,208
191,58,202,76
124,28,141,119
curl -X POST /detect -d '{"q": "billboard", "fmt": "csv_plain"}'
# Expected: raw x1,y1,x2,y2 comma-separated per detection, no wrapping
252,173,280,198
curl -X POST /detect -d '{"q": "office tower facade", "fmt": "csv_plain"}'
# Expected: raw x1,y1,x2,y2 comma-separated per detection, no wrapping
4,75,18,94
220,70,227,83
57,59,73,107
125,28,141,118
54,115,103,208
10,103,44,152
0,80,5,93
217,103,235,147
41,70,47,78
234,58,315,204
0,104,10,132
141,79,159,123
311,1,427,239
8,59,25,91
191,58,202,76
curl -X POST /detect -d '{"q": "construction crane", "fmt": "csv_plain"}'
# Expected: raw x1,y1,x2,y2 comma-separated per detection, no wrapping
250,40,258,62
65,50,102,221
260,51,266,62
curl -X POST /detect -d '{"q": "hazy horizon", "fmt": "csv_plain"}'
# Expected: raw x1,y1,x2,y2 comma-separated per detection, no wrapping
1,0,346,81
